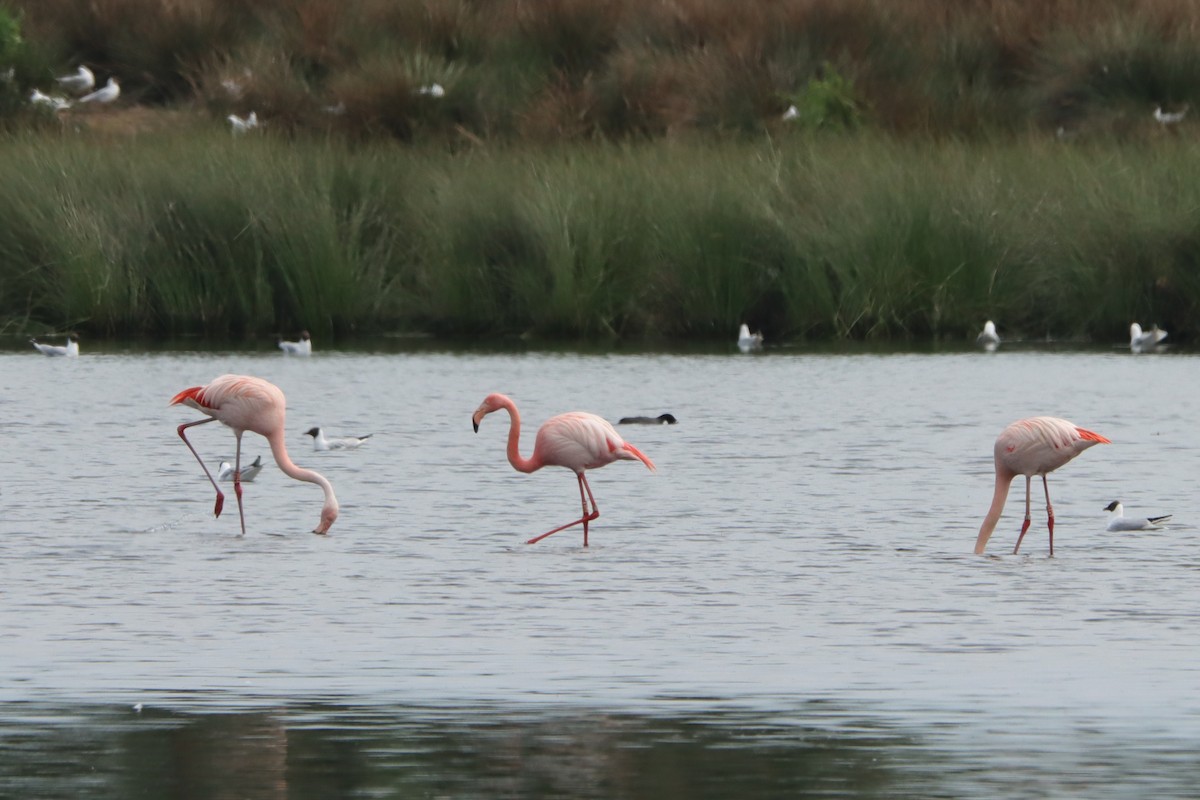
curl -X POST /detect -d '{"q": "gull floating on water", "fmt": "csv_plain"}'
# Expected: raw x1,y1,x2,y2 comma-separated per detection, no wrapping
618,413,678,425
30,89,71,111
227,111,258,134
30,333,79,357
1130,322,1167,352
1154,104,1188,125
737,323,764,352
78,77,119,104
1104,500,1172,531
305,427,372,451
217,455,264,482
278,331,311,356
56,65,94,95
976,320,1001,350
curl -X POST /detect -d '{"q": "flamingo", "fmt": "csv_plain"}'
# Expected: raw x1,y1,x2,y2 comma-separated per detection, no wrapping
974,416,1111,555
30,333,79,357
278,331,311,356
977,320,1001,350
472,392,656,546
170,374,338,535
1103,501,1172,531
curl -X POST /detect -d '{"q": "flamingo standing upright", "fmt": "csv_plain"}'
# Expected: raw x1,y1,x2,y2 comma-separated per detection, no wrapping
171,374,338,535
975,416,1110,555
472,393,655,546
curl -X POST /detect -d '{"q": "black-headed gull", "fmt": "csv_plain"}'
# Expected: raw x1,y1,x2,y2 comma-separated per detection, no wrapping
78,77,119,104
56,65,94,95
1104,500,1171,531
278,331,311,356
30,333,79,357
976,320,1001,350
618,414,678,425
228,111,258,134
1130,322,1167,352
305,427,372,451
737,323,764,352
217,455,264,482
1154,105,1188,125
30,89,71,111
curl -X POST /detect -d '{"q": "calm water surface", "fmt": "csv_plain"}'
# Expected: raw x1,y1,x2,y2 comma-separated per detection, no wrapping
3,341,1200,798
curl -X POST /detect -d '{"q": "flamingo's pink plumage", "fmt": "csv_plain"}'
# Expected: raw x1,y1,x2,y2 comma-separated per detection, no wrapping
472,392,655,546
170,374,339,535
975,416,1110,556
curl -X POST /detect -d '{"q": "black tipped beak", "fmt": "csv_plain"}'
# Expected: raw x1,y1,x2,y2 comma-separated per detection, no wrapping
473,421,479,433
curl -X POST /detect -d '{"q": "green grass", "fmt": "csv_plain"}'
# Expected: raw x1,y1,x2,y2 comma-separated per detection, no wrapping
3,131,1199,342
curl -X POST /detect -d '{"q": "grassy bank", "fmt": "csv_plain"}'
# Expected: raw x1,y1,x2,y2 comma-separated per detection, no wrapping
2,132,1196,342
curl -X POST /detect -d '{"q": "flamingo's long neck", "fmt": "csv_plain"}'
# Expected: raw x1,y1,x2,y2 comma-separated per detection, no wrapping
267,429,339,529
499,398,540,474
975,465,1015,554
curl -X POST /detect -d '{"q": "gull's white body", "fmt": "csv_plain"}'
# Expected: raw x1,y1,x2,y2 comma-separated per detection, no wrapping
737,323,764,353
278,331,311,356
228,111,258,134
30,89,71,111
79,77,119,104
1130,322,1168,352
305,427,372,451
56,65,94,94
1104,501,1171,531
1155,105,1187,125
218,455,264,483
31,334,79,357
977,320,1001,350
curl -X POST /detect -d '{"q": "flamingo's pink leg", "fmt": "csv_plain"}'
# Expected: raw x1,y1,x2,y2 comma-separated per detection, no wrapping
525,472,601,546
233,431,246,536
177,417,224,518
1042,474,1055,557
1013,475,1033,554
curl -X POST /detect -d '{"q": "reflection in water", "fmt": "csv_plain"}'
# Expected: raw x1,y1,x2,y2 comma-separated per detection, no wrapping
1,702,918,799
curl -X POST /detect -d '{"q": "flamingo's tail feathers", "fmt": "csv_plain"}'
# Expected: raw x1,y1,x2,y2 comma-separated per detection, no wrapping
622,442,656,471
170,386,205,407
1076,427,1112,445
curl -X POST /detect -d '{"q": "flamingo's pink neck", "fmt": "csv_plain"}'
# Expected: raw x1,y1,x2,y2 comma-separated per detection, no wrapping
267,428,339,532
975,465,1015,554
497,396,541,474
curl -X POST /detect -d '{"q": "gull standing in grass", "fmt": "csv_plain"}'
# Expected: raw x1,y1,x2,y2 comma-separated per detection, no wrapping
30,333,79,357
228,111,258,134
30,89,71,111
977,320,1001,350
56,65,94,94
1154,104,1188,125
78,77,119,104
737,323,764,352
1104,500,1171,531
418,83,445,98
1130,322,1167,353
304,427,372,451
218,455,264,483
278,331,311,356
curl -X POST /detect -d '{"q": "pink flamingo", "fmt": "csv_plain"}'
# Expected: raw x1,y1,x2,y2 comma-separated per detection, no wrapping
975,416,1110,556
472,393,656,546
170,374,339,535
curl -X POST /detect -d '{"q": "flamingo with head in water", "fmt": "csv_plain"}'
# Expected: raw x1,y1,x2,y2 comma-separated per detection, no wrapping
975,416,1110,555
171,374,338,534
472,393,655,546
